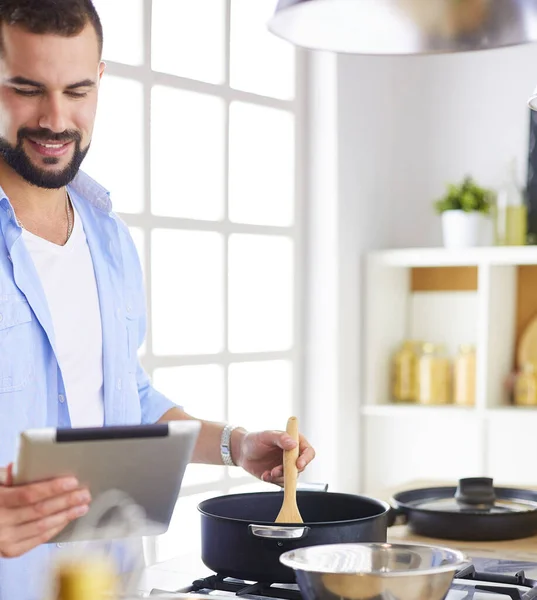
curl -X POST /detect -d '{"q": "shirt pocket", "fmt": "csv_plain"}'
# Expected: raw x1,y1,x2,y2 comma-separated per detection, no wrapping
0,300,34,392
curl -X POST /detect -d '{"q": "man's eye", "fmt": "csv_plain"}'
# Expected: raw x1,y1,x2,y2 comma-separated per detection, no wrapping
13,89,41,97
66,91,88,99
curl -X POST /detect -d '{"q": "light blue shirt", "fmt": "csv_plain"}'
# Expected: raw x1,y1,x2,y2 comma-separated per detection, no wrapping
0,170,177,600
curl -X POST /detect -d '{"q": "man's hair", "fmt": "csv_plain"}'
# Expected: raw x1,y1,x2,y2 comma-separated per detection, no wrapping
0,0,103,57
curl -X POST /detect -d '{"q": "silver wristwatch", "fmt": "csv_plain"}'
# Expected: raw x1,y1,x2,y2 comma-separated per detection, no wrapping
220,424,238,467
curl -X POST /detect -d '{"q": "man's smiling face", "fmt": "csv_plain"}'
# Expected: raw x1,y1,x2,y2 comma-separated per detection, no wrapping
0,22,104,188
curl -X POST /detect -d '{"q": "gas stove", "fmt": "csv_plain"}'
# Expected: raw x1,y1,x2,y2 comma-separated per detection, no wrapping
148,557,537,599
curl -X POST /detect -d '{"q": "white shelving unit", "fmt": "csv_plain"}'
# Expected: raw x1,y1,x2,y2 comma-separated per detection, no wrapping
362,246,537,493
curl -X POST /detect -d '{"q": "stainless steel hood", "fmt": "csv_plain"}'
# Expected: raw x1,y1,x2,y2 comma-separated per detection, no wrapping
267,0,537,55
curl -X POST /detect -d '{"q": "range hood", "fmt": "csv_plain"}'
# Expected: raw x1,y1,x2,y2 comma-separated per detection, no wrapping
267,0,537,55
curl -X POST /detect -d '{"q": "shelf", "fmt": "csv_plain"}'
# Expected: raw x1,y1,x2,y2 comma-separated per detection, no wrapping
370,246,537,268
486,406,537,417
362,404,537,417
362,245,537,492
361,404,476,417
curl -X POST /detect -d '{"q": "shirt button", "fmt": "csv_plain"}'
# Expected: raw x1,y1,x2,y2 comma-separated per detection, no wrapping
116,379,122,391
56,543,64,548
7,255,11,262
126,304,132,313
58,394,65,403
0,314,4,323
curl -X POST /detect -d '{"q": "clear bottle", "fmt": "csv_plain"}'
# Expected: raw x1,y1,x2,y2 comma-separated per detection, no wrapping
495,157,527,246
417,343,451,405
515,361,537,406
453,344,476,406
392,340,419,403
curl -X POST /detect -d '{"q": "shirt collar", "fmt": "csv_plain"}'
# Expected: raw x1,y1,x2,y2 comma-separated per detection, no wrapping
0,169,112,213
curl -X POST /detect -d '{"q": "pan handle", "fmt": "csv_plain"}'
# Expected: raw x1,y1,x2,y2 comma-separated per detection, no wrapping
387,506,408,527
248,524,310,540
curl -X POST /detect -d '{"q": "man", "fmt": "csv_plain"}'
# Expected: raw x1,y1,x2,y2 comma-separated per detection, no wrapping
0,1,315,598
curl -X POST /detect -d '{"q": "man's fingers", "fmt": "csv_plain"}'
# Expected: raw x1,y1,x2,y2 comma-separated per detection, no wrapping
0,519,76,559
2,477,79,509
271,466,284,482
8,488,91,526
297,444,315,471
5,504,89,545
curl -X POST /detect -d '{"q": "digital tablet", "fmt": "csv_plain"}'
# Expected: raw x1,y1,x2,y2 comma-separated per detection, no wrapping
12,420,201,543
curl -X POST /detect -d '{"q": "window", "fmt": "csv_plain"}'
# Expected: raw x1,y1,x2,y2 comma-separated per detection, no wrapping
86,0,305,565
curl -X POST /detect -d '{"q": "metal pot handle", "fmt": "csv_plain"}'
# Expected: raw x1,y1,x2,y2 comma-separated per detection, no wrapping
249,524,310,540
296,482,328,492
387,506,408,527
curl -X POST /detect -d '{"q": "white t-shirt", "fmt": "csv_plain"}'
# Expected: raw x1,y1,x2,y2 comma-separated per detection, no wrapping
22,206,104,427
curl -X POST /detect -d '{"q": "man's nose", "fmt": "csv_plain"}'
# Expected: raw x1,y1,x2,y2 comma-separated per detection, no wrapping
38,94,68,133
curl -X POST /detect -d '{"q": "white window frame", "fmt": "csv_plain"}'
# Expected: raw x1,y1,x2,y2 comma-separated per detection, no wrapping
101,0,307,562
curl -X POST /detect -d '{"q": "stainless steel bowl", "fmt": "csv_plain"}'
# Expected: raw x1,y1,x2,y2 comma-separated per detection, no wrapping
279,542,468,600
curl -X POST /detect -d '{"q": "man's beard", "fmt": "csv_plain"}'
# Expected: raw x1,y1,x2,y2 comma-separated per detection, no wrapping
0,127,89,189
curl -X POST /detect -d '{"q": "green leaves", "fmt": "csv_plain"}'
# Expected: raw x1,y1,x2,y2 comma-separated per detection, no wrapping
434,176,492,214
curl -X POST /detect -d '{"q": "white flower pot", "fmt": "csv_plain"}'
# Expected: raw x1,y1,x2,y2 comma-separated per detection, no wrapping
441,210,493,249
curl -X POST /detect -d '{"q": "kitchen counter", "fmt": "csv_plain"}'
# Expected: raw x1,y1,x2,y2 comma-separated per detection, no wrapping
372,479,537,562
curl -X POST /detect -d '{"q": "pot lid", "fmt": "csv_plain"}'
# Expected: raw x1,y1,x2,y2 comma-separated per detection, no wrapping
393,478,537,515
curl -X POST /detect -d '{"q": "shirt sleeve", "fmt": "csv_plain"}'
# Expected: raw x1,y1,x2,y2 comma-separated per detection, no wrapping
115,216,182,424
137,361,179,424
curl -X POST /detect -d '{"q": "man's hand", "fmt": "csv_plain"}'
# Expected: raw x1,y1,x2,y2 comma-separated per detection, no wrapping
235,430,315,486
0,464,90,558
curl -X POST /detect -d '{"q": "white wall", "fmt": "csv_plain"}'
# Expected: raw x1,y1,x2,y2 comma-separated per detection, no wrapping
303,43,537,494
339,43,537,249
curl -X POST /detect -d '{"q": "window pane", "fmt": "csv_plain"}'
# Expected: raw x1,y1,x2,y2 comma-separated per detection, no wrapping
151,87,225,220
155,491,218,563
228,360,292,481
152,0,226,84
230,0,295,100
153,365,225,420
229,235,293,352
229,102,295,226
153,364,225,486
83,75,144,214
92,0,144,66
152,230,224,355
229,361,292,432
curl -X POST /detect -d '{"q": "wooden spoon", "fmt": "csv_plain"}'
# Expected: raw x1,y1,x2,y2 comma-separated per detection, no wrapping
275,416,304,523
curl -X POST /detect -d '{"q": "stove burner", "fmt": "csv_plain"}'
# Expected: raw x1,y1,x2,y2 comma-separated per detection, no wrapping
150,565,537,599
453,565,537,599
184,574,302,600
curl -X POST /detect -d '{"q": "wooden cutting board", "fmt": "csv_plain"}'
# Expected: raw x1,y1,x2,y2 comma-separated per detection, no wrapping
370,480,537,562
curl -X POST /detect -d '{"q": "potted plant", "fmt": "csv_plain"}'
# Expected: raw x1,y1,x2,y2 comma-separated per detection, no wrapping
434,176,494,248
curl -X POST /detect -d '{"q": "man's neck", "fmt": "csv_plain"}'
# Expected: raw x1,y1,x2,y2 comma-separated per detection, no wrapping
0,159,66,221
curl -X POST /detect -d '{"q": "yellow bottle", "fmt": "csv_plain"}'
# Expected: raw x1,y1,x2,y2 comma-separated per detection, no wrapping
417,343,451,405
453,344,476,406
495,157,527,246
54,557,118,600
392,341,419,403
